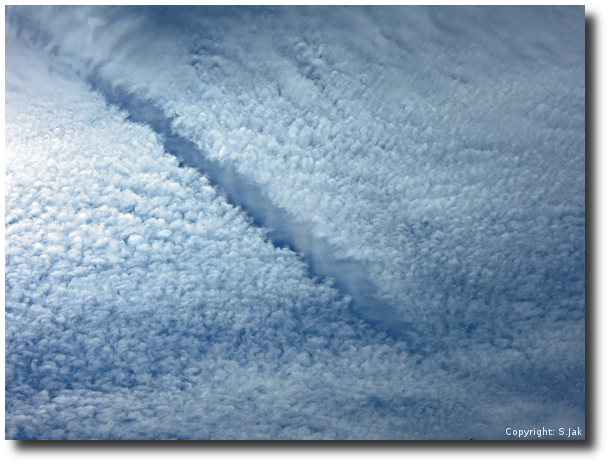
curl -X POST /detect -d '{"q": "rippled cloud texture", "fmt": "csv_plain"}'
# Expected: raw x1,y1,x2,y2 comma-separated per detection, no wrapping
5,6,585,440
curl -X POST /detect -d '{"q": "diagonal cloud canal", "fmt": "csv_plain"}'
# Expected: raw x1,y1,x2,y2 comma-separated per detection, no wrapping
89,76,407,335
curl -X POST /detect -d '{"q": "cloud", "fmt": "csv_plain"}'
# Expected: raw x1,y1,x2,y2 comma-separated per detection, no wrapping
5,6,585,439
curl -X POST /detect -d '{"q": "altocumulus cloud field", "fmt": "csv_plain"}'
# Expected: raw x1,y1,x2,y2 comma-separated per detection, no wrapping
5,6,585,440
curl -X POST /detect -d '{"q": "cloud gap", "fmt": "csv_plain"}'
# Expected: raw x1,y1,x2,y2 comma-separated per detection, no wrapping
87,74,408,337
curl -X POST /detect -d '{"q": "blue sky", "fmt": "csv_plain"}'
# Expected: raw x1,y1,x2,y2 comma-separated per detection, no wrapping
5,6,585,440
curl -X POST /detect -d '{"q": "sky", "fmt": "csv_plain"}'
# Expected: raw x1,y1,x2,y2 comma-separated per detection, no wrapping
4,5,585,440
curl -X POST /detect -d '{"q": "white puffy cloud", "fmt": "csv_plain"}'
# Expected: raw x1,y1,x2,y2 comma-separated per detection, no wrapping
5,6,585,440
